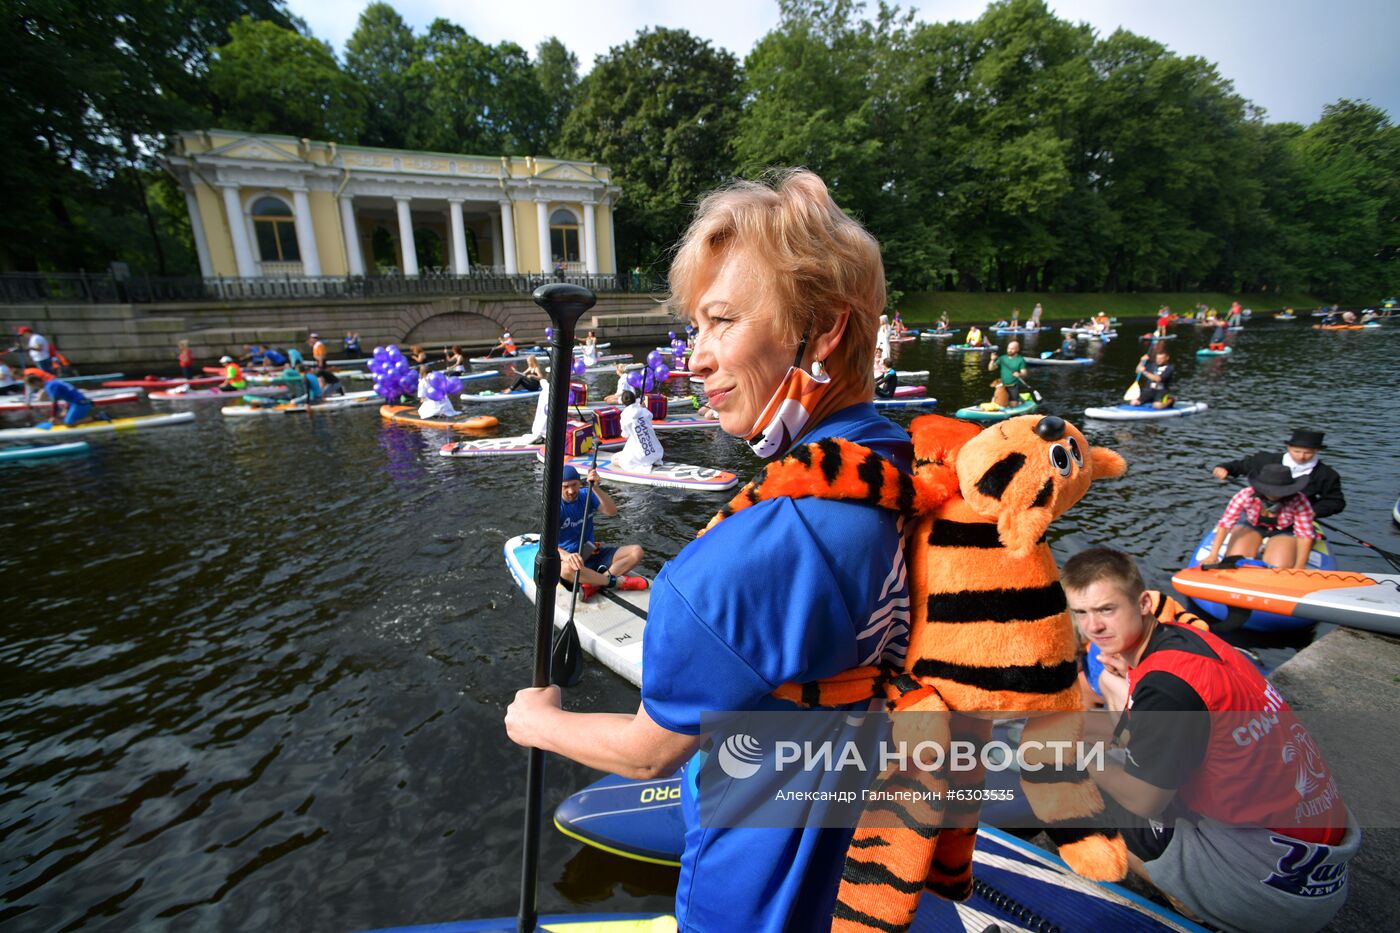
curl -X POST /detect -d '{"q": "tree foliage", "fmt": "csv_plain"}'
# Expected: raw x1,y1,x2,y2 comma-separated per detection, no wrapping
559,28,742,271
344,2,418,149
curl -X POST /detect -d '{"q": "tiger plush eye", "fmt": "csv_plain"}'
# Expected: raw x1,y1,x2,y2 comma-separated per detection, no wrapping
1049,444,1072,475
1067,436,1084,467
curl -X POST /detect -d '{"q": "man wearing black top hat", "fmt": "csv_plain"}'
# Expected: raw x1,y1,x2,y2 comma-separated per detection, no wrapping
1211,428,1345,517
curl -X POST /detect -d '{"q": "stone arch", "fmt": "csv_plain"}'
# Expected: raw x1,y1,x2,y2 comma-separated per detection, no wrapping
402,310,499,345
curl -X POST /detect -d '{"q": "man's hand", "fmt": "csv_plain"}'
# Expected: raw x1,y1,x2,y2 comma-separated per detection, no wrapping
586,468,601,486
1212,466,1229,481
505,685,562,748
559,549,584,574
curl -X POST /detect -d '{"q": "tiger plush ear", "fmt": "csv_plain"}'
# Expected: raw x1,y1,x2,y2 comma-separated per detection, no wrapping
1090,446,1127,479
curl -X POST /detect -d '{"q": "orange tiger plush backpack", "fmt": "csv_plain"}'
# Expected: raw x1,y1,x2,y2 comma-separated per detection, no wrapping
702,413,1129,932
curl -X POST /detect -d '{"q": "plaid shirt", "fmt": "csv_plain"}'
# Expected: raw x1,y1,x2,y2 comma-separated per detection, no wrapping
1218,488,1317,540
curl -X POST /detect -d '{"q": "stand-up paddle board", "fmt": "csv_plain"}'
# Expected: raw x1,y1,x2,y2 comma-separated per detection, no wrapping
101,376,223,389
541,452,739,491
0,390,141,411
505,533,648,687
59,373,125,384
892,385,926,398
1084,401,1208,420
1173,564,1399,636
0,441,91,461
920,329,959,338
993,326,1053,335
440,436,624,457
1195,346,1232,357
0,412,195,439
379,406,499,431
1180,527,1335,632
874,397,938,409
955,399,1038,422
1138,333,1178,341
221,391,378,417
460,389,542,403
947,344,994,353
550,773,1204,932
149,386,289,401
1025,356,1093,366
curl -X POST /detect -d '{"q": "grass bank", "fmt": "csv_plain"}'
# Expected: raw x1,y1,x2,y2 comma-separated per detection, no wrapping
896,291,1323,324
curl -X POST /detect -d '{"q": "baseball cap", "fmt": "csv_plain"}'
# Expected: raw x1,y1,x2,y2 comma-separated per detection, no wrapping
219,355,234,363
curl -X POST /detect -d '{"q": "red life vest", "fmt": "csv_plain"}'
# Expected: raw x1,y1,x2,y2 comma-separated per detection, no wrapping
1128,622,1344,844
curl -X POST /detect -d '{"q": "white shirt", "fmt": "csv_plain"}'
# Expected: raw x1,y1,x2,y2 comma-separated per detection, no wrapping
417,376,458,419
613,401,663,472
614,376,630,399
876,323,891,356
528,377,550,441
0,362,16,388
1282,451,1320,479
27,333,51,363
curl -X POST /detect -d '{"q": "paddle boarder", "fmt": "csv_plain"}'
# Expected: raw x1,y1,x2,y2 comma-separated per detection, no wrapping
988,340,1027,407
16,326,55,375
505,168,914,932
1211,429,1345,518
416,365,456,418
23,374,108,426
177,340,196,379
309,333,328,367
874,356,898,399
612,391,663,473
1065,547,1358,933
0,359,21,395
556,464,647,601
217,355,247,392
1205,464,1319,569
1131,346,1174,408
485,330,516,358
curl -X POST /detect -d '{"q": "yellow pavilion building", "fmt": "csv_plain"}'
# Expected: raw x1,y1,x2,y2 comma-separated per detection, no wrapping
165,130,621,280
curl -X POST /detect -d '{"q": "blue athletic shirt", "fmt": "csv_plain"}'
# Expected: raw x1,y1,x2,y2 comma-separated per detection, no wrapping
558,489,602,553
641,402,913,932
264,348,288,366
44,379,88,406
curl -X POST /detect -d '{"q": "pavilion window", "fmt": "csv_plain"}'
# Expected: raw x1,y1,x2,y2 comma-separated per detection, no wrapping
549,208,581,264
251,196,301,262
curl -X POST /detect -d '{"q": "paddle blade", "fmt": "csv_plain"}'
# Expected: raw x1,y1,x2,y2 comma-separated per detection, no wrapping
550,621,584,687
1123,380,1141,402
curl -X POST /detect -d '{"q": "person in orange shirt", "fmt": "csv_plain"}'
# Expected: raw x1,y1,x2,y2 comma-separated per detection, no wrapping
309,333,328,367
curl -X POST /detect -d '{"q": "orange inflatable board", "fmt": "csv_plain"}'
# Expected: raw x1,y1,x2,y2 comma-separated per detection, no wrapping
1172,565,1400,636
379,405,498,431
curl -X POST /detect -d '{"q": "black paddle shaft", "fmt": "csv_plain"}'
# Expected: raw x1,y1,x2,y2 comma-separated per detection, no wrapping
518,283,595,933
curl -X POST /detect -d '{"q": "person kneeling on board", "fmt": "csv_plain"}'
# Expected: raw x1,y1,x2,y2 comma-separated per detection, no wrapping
558,464,647,601
1131,347,1174,408
24,374,110,425
873,356,898,399
1065,547,1358,933
611,391,664,474
217,355,247,392
1205,463,1319,570
290,362,324,406
317,365,345,398
1211,428,1344,518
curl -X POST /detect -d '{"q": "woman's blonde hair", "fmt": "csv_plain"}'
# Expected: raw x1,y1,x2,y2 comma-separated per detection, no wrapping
669,169,884,394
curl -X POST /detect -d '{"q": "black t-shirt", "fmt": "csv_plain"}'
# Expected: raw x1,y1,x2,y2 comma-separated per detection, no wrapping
1142,359,1174,388
1115,624,1210,790
875,369,898,399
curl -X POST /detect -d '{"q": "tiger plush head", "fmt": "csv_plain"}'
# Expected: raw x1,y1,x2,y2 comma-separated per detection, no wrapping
952,415,1126,556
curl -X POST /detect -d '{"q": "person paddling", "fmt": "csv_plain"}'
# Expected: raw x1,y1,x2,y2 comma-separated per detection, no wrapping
1212,428,1344,517
1131,347,1174,408
24,374,108,426
874,356,898,399
555,464,647,601
987,339,1027,406
217,355,247,392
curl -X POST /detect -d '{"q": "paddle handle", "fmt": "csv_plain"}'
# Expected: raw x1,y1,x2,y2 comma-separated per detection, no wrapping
519,283,595,933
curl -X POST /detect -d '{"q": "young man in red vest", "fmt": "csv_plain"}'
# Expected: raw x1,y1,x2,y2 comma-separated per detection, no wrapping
1063,547,1359,932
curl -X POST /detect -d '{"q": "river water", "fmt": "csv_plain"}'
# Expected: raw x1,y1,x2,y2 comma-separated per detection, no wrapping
2,315,1397,931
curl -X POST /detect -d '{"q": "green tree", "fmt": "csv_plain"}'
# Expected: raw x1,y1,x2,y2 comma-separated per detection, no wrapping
344,2,419,149
535,37,580,149
209,16,366,141
559,27,742,269
1,0,292,271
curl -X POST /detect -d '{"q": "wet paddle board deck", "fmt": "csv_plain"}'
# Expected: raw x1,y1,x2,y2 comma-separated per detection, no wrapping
544,452,739,491
920,329,960,338
0,441,91,461
947,344,994,353
379,406,499,431
460,390,542,403
1195,347,1233,356
439,436,624,457
1181,527,1335,632
0,412,196,439
0,390,141,411
505,533,647,686
1025,356,1093,366
1173,565,1399,636
101,376,223,389
1084,402,1208,420
1138,333,1178,340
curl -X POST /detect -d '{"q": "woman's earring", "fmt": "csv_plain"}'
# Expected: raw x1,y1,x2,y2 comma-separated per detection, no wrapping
811,359,825,377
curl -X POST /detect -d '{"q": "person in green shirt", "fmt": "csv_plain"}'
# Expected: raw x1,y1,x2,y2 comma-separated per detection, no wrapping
987,340,1027,406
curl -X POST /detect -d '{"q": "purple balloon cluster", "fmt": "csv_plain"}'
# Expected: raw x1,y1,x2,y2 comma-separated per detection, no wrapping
570,356,587,376
422,371,464,401
623,350,671,394
368,345,419,401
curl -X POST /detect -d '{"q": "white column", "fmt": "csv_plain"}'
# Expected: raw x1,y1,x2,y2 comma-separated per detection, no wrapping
535,199,551,273
583,201,598,275
394,196,419,276
220,184,256,278
183,188,214,277
606,199,618,276
449,199,470,274
290,187,322,276
338,195,364,276
499,200,518,274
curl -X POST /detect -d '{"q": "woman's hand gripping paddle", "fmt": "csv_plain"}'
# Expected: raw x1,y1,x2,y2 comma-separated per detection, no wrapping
518,283,594,933
550,430,599,688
